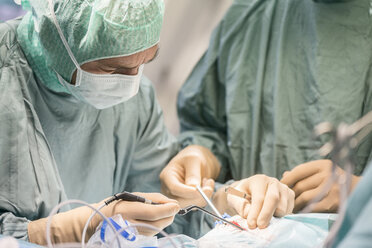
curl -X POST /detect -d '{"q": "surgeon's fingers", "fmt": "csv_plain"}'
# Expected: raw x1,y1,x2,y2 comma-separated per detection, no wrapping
226,180,251,218
192,178,215,207
131,215,175,236
309,194,339,213
163,178,215,208
160,166,198,198
295,181,339,213
181,178,215,207
286,187,295,215
256,180,280,229
281,162,321,187
293,186,322,212
282,171,289,178
184,157,203,187
291,172,323,197
242,203,251,219
227,193,250,218
274,185,294,217
245,176,268,229
201,178,215,196
134,192,179,204
116,201,180,221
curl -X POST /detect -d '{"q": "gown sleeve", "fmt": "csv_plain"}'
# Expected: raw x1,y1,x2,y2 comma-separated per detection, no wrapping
0,20,66,241
177,22,231,183
124,78,180,193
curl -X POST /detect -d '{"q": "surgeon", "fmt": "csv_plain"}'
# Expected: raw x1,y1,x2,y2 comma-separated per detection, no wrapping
0,0,293,244
0,0,214,244
0,0,297,244
160,0,372,229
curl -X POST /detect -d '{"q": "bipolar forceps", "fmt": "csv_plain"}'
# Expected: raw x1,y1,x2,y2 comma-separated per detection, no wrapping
178,205,245,231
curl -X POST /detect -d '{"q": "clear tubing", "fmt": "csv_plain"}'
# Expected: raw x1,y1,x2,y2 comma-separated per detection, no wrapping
46,199,183,248
81,203,106,248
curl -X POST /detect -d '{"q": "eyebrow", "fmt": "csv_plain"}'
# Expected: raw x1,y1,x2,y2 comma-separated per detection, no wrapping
146,47,160,64
98,47,160,71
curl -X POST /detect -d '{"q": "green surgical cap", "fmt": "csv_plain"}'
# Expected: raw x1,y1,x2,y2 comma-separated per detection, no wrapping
17,0,164,92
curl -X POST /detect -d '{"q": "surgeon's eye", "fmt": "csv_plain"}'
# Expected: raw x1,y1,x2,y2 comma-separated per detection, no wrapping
113,67,139,75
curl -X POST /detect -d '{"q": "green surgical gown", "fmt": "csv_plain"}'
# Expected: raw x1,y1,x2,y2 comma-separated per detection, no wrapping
178,0,372,182
0,18,179,240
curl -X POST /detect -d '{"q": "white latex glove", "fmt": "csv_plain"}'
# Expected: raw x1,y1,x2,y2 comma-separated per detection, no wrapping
28,193,180,245
281,160,361,212
100,193,180,236
224,175,294,229
160,145,221,208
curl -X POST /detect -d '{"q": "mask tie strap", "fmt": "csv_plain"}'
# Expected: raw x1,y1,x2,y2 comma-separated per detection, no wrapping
47,0,82,85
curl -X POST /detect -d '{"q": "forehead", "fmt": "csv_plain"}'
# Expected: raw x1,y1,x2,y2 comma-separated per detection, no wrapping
95,44,159,68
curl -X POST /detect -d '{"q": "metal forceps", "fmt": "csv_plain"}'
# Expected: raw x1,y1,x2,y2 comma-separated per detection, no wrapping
224,187,252,202
178,205,245,231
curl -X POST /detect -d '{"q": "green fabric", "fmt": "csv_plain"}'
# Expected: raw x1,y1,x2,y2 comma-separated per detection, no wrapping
16,0,164,93
0,18,178,240
178,0,372,182
331,162,372,247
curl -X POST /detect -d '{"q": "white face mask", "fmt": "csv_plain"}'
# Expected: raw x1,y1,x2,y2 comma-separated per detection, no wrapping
48,0,143,109
57,65,144,109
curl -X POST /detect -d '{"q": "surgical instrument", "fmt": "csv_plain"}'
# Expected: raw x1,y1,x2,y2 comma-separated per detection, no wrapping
178,205,245,231
196,185,223,218
104,191,159,205
224,187,252,202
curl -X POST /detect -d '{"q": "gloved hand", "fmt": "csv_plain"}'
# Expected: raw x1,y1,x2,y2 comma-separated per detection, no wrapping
214,175,294,229
280,159,361,212
160,145,221,208
28,192,180,245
